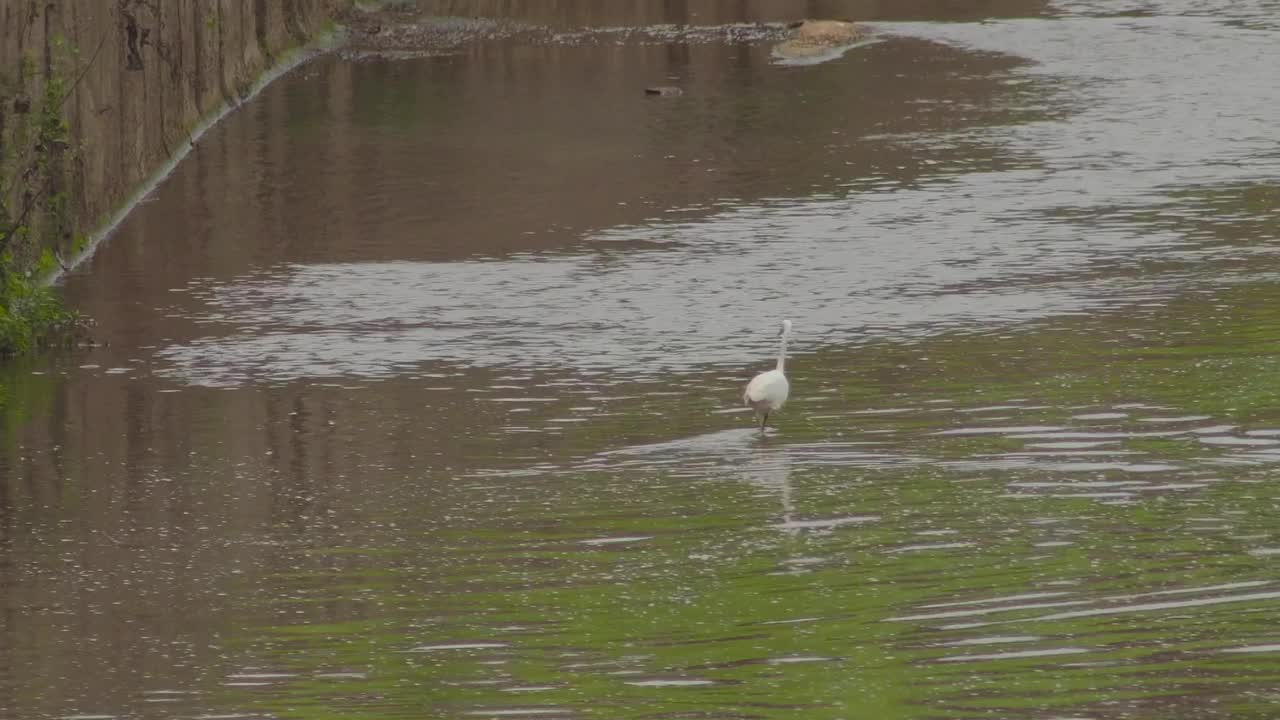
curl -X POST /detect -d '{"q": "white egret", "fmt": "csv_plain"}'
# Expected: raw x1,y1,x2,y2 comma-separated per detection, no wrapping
743,319,792,432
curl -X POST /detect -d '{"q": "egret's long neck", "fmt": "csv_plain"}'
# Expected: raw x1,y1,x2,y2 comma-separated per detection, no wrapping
775,333,789,372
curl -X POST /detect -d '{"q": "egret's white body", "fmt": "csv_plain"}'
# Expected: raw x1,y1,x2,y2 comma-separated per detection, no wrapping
744,320,792,431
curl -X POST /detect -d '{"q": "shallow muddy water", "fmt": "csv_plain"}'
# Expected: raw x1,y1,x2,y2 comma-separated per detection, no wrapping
5,1,1280,718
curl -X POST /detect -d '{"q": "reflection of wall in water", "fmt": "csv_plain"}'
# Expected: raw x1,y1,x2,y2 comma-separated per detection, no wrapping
0,364,529,717
111,21,1042,272
417,0,1051,25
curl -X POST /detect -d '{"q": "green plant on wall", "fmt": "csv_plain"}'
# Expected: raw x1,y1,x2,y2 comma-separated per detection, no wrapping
0,48,79,357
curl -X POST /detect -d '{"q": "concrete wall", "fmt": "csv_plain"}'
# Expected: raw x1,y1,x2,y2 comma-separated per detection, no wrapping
0,0,348,269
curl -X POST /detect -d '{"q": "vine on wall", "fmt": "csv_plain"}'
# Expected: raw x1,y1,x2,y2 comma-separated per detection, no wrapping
0,45,81,356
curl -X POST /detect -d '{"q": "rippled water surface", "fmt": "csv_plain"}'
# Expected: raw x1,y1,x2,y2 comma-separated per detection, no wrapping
5,1,1280,718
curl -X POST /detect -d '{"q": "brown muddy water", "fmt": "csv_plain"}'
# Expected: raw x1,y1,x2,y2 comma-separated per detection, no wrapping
5,1,1280,718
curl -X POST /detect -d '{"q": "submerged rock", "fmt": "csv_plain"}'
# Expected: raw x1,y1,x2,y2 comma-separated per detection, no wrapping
773,19,866,61
790,19,862,43
644,86,684,97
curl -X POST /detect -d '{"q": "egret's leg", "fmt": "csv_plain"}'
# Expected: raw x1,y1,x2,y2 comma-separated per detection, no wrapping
760,411,770,431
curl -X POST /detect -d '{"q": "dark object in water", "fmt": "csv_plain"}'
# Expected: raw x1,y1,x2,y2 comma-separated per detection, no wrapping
644,86,683,97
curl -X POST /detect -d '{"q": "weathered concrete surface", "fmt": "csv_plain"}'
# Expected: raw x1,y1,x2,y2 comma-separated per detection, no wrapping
0,0,348,266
